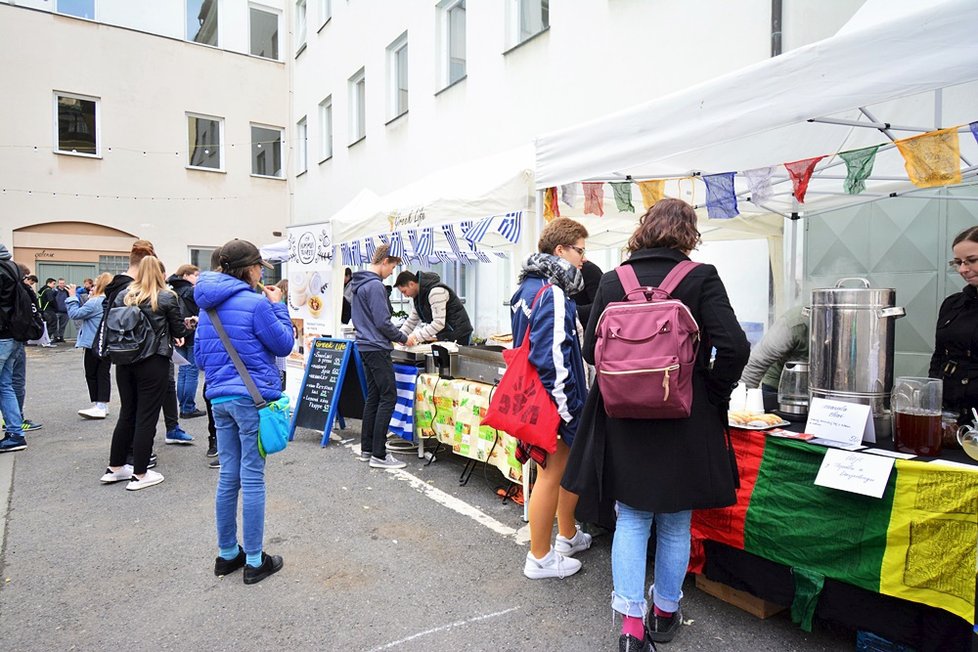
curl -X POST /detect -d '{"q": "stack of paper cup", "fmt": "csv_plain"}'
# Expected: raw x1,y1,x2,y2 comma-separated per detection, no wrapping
746,388,764,414
730,383,747,412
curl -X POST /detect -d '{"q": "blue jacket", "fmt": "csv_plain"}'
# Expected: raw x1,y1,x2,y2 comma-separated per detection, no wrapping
66,294,104,349
193,271,294,402
510,274,588,441
349,270,407,352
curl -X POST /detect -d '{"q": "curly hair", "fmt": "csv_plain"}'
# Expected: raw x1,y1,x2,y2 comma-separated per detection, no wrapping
538,218,589,254
627,198,701,254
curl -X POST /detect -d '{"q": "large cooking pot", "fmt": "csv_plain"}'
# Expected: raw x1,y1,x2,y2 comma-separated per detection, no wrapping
809,278,905,440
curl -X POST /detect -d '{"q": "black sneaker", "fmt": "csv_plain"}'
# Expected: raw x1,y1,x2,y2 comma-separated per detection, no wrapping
619,634,655,652
180,409,207,419
243,552,283,585
645,607,682,644
214,546,246,576
209,458,220,469
147,453,158,469
206,445,218,458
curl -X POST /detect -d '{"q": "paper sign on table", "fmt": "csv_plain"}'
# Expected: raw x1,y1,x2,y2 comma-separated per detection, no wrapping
814,448,895,498
862,448,916,459
805,398,874,445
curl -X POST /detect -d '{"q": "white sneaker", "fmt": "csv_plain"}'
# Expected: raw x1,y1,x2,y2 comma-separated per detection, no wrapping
523,549,582,579
126,469,165,491
554,525,593,557
100,464,134,484
79,406,107,419
368,453,407,469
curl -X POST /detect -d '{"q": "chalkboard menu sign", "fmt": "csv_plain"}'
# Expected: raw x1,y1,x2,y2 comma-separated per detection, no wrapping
290,338,366,446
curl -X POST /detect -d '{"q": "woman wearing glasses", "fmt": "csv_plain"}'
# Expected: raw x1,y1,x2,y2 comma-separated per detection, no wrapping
930,225,978,426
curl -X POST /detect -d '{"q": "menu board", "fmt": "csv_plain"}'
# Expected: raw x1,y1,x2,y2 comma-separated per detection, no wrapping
290,338,365,445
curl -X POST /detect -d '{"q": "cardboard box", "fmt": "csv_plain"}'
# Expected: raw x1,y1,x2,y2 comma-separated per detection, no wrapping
694,574,787,619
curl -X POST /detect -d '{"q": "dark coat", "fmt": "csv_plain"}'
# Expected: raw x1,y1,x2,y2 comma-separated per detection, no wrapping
562,248,750,523
574,259,604,325
414,270,473,344
111,288,187,360
167,275,199,347
929,283,978,422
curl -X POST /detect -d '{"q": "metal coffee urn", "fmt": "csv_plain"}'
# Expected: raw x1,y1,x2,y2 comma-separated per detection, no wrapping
809,278,905,440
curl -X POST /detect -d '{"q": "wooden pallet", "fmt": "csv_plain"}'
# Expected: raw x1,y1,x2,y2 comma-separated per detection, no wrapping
694,574,788,619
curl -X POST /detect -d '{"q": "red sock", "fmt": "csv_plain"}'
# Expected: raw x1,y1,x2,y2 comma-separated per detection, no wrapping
653,605,674,618
622,615,645,639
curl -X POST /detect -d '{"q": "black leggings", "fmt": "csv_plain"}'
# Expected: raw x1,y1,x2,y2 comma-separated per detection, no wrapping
109,355,169,474
83,347,111,403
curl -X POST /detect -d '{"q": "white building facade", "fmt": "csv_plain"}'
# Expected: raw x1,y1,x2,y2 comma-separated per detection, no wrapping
0,0,292,284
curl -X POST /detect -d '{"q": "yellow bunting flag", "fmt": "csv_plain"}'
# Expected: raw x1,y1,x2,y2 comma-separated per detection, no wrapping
543,187,560,222
637,180,665,210
895,127,962,188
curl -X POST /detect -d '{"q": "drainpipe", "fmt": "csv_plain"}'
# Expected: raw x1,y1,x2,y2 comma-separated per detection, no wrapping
771,0,783,57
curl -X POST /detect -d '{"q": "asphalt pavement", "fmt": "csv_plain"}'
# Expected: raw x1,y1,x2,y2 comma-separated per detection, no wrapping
0,344,852,651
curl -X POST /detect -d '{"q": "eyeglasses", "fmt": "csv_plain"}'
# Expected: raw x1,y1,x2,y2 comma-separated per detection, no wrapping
948,256,978,269
566,245,586,256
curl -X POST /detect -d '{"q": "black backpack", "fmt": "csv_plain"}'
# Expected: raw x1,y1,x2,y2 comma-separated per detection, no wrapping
0,261,45,342
103,302,157,365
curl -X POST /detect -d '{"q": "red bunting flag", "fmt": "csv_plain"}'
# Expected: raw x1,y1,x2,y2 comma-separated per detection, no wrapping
582,182,605,217
783,156,825,204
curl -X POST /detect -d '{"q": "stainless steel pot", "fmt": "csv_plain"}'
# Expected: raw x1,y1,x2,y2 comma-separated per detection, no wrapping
809,278,905,439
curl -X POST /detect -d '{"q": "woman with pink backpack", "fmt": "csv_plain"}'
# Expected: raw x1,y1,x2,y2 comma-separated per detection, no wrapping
562,199,750,651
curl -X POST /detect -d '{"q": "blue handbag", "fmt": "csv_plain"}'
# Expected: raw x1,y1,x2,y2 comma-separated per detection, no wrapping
207,309,291,459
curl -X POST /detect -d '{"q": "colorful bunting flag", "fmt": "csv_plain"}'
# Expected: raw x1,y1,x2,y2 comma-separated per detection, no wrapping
637,180,665,210
839,145,879,195
703,173,739,219
443,223,469,265
560,183,578,208
970,121,978,146
340,242,352,266
784,156,825,204
610,182,635,213
895,127,962,188
362,236,377,263
744,166,776,205
497,212,522,243
582,182,604,216
544,187,560,222
350,239,364,266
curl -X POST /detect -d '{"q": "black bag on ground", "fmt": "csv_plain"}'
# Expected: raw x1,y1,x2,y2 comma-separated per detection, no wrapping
103,303,157,365
0,260,44,342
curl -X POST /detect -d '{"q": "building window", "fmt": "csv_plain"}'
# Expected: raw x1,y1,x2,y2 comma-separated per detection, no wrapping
508,0,548,48
57,0,95,19
296,0,307,50
296,117,308,174
186,113,223,171
250,6,280,60
55,93,99,156
319,0,331,26
437,0,465,88
189,248,217,271
251,124,284,177
319,96,333,161
387,34,409,119
187,0,219,46
98,255,128,277
349,68,366,143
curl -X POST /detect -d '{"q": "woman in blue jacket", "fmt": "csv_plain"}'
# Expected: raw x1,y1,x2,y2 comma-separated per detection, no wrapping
66,273,113,419
510,218,592,581
194,239,294,585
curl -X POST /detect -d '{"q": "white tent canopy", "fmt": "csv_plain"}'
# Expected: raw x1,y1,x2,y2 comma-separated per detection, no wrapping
534,0,978,219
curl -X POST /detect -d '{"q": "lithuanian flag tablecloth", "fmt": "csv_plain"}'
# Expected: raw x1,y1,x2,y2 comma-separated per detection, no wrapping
690,429,978,628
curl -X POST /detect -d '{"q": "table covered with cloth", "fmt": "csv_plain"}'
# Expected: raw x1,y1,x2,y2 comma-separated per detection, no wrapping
690,428,978,650
414,373,523,483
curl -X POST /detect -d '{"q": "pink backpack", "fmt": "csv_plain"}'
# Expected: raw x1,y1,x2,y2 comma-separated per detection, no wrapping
594,261,701,419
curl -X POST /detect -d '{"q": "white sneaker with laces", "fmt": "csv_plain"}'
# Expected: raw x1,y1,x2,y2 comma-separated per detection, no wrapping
79,406,107,419
368,453,407,469
100,464,134,484
126,469,165,491
554,525,593,557
523,549,582,579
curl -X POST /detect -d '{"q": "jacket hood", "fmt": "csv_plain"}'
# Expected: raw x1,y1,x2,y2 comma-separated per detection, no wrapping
0,244,10,260
194,271,255,310
416,270,442,289
168,275,193,291
104,274,133,297
349,270,382,295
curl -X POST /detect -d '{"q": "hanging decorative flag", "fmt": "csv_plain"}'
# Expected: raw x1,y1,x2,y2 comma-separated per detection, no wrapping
362,236,377,263
340,242,352,266
443,224,470,265
582,182,604,216
610,182,635,213
560,183,578,208
350,240,364,266
784,156,825,203
970,121,978,146
703,173,739,219
459,221,491,262
389,231,404,259
493,252,508,259
434,251,455,264
838,146,879,195
895,127,962,188
497,212,522,243
544,187,560,222
463,216,492,244
636,180,665,210
743,166,776,205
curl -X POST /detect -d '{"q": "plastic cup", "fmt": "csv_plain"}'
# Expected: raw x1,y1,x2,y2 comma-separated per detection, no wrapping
746,388,764,414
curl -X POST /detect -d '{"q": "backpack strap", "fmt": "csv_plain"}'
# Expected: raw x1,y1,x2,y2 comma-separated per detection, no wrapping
207,308,267,410
658,260,700,296
615,264,641,296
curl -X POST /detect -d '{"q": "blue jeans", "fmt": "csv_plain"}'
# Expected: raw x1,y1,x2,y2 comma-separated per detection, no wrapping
0,339,25,437
213,398,266,556
176,347,200,413
12,340,25,411
611,502,692,617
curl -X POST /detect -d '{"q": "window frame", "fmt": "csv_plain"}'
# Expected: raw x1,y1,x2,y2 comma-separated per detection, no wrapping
295,0,308,52
386,33,409,121
186,0,220,47
296,116,308,175
185,112,225,172
348,68,366,145
250,123,286,179
56,0,96,20
318,0,331,29
53,91,101,158
506,0,549,50
437,0,466,90
319,96,333,163
248,4,281,61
